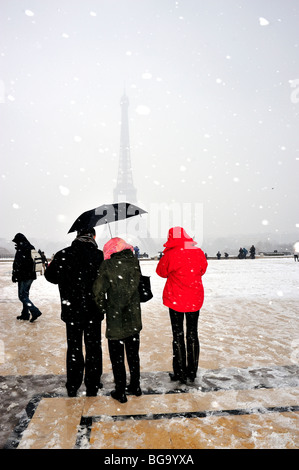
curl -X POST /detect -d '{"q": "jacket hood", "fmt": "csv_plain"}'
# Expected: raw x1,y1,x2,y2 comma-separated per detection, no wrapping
163,227,197,251
103,237,134,260
12,233,27,243
12,233,34,248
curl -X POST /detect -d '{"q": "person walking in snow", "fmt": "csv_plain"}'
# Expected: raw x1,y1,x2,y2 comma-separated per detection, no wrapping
38,249,48,272
156,227,208,384
93,237,142,404
12,233,43,323
45,228,104,397
249,245,256,259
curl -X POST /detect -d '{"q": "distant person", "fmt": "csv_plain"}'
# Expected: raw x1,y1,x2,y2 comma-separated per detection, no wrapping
238,247,244,259
12,233,42,323
156,227,208,384
93,237,142,403
216,251,221,259
134,246,140,258
249,245,256,259
224,252,229,258
45,228,104,397
243,247,248,259
294,251,299,262
38,249,48,272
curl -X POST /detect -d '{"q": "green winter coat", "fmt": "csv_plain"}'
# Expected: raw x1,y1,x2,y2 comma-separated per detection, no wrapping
92,249,142,340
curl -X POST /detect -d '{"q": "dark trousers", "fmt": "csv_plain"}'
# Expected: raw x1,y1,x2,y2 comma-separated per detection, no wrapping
18,280,41,318
65,320,102,393
108,334,140,393
169,309,200,381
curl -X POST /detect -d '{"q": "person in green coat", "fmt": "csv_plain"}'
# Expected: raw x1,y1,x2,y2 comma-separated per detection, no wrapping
93,237,142,403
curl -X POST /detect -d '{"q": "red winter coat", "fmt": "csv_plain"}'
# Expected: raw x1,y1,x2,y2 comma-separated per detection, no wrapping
156,227,208,313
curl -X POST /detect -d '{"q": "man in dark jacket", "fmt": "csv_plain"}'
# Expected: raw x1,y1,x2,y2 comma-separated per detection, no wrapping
12,233,42,322
45,228,104,397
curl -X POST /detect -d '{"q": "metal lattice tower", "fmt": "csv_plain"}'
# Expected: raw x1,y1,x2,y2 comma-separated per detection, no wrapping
113,93,137,203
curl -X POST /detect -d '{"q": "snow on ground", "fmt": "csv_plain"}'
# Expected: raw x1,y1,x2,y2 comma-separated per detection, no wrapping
0,257,299,376
0,257,299,449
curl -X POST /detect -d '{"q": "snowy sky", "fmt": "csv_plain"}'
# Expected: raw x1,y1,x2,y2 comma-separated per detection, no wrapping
1,0,299,250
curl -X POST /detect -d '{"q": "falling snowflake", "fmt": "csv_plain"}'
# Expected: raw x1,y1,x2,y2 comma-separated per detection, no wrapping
259,17,269,26
142,72,152,80
59,185,70,196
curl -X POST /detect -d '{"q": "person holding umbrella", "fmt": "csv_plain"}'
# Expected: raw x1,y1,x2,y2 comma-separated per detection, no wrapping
45,227,104,397
156,227,208,384
93,237,142,403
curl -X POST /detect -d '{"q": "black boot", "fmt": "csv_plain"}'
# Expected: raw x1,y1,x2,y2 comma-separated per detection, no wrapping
17,314,30,320
30,311,42,322
67,387,77,397
111,389,127,403
86,382,103,397
126,383,142,396
169,372,187,385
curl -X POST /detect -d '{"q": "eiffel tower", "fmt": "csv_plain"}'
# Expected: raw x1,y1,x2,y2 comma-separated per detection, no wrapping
113,92,137,203
112,92,157,256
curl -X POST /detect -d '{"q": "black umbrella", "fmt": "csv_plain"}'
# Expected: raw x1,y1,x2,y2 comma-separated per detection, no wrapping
68,202,147,236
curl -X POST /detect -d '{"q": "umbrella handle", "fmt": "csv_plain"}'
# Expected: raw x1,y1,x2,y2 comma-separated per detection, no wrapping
107,222,112,238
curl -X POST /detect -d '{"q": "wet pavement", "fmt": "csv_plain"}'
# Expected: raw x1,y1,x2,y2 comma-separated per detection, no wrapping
1,259,299,450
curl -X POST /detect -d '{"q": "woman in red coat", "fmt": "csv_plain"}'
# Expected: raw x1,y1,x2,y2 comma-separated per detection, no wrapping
156,227,208,384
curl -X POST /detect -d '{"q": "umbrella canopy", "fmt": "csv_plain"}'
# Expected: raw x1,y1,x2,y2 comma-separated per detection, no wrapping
68,202,147,234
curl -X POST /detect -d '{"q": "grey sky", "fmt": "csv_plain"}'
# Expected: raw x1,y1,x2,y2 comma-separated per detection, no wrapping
1,0,299,252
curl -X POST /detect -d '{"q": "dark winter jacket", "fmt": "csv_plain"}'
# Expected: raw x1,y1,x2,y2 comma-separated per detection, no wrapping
44,238,104,324
92,249,142,340
156,227,208,313
12,233,36,282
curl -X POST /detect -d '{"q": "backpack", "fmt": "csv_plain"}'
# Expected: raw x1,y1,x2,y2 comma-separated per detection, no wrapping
31,249,43,274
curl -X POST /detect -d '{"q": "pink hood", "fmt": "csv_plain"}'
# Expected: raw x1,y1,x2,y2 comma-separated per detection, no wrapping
103,237,134,260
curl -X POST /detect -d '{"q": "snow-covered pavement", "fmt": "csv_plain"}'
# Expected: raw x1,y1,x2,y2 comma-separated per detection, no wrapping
0,257,298,449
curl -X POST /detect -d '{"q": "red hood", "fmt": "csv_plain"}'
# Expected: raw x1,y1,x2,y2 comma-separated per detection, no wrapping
163,227,197,251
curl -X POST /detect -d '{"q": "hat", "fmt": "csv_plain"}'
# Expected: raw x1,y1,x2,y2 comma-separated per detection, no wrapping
103,237,134,260
77,227,96,237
